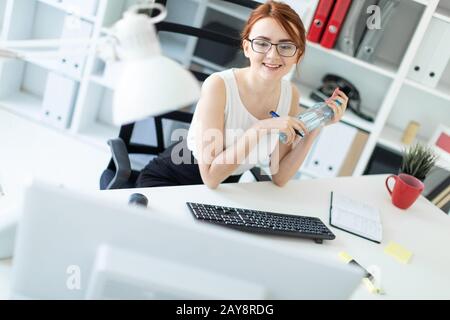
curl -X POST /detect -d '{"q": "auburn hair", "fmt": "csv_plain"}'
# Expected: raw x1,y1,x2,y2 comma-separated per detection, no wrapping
241,1,306,62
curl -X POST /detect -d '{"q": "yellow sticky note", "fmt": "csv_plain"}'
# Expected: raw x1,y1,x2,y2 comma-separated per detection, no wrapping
338,252,353,263
384,242,413,264
363,278,378,294
362,278,385,295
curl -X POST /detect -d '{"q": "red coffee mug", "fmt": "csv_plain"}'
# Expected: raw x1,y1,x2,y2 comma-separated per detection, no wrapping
385,174,424,210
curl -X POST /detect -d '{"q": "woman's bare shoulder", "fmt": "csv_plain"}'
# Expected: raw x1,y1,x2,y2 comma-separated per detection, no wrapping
202,73,226,95
196,73,227,112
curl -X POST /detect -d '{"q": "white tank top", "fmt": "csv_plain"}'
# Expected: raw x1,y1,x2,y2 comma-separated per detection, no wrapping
187,68,292,176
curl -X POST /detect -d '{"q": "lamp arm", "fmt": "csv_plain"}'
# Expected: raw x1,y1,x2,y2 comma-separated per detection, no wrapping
0,34,121,61
0,38,94,60
0,38,92,49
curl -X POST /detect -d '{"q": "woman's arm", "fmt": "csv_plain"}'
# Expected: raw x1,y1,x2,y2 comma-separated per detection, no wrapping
270,86,349,187
270,86,321,187
195,75,267,189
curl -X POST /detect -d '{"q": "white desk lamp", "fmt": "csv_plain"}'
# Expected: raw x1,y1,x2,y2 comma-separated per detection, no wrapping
0,3,201,125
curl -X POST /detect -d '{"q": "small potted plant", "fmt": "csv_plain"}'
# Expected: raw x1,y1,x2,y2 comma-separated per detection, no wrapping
400,143,438,182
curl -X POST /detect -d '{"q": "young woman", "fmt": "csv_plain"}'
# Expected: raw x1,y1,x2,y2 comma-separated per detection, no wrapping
136,0,348,189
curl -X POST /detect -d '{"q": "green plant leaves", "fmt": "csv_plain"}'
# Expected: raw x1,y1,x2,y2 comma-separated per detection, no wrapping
400,144,438,181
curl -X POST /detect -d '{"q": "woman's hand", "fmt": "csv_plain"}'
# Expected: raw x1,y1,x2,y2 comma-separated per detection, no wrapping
325,88,348,125
254,116,308,145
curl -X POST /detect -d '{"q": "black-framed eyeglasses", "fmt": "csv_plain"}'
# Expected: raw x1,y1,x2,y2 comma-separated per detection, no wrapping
247,38,298,57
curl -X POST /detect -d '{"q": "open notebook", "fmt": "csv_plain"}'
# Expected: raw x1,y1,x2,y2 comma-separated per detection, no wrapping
329,192,382,243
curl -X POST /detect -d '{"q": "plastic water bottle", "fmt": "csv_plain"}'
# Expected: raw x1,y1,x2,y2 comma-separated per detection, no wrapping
279,100,337,144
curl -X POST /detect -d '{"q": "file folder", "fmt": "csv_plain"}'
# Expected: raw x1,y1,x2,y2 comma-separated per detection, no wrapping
283,0,320,34
338,130,369,176
41,72,79,129
307,0,336,43
356,0,400,62
408,18,450,87
320,0,352,49
336,0,379,56
302,122,358,178
58,16,94,79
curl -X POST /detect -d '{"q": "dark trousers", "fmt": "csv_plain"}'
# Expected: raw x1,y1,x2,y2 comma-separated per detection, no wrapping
136,140,242,188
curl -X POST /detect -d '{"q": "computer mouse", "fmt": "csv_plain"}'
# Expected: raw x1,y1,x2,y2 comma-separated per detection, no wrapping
128,193,148,208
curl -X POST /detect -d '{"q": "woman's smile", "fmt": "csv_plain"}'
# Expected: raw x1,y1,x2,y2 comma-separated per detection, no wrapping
262,62,283,70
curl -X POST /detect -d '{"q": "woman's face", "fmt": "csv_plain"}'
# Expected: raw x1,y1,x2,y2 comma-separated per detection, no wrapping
243,17,300,81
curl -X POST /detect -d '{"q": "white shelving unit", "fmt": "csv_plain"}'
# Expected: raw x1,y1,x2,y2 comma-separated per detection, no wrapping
37,0,98,22
0,1,6,35
0,0,97,128
0,0,449,178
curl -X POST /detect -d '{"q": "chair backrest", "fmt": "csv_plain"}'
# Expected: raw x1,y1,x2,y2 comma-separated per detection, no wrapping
102,0,262,188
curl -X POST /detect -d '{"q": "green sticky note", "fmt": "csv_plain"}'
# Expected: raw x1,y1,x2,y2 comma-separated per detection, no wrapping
384,242,413,264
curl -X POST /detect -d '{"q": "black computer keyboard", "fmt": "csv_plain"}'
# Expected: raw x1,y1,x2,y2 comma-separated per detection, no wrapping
186,202,335,244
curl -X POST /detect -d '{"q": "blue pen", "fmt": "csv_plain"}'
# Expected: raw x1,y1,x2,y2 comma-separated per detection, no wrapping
269,111,304,138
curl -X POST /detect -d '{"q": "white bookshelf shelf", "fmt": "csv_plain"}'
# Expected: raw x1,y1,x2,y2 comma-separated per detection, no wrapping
0,91,42,120
378,124,450,170
433,11,450,22
404,78,450,102
413,0,430,5
23,58,55,74
342,112,375,133
435,0,450,21
306,41,397,79
207,0,253,21
25,58,83,82
378,125,426,154
37,0,97,22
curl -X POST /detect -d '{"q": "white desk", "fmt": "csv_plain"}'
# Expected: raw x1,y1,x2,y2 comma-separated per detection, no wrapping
1,174,449,299
0,259,12,300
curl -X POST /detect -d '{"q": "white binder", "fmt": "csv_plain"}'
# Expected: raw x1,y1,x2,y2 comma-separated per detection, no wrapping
277,0,320,32
408,17,450,88
58,16,94,79
41,72,79,129
257,0,321,25
302,122,358,178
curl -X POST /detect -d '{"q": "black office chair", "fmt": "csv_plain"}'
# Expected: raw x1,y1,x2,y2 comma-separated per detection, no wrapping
100,1,270,190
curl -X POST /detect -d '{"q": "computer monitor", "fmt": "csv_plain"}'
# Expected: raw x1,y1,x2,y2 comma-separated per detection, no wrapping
10,180,363,299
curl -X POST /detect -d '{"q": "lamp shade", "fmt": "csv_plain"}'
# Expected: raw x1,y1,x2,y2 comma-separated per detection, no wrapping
113,56,200,125
111,3,201,125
